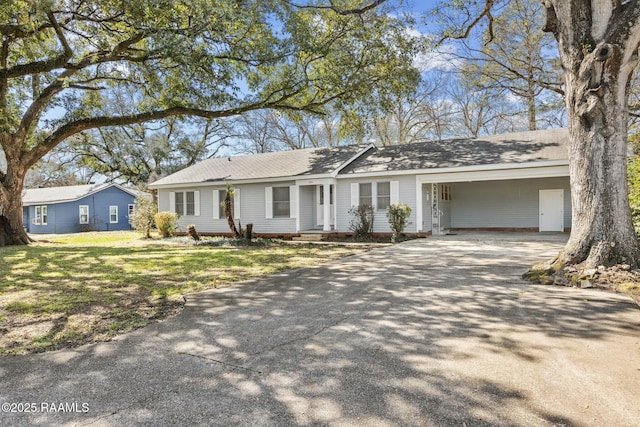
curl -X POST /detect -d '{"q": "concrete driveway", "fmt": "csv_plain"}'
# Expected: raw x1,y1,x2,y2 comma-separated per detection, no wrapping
1,233,639,426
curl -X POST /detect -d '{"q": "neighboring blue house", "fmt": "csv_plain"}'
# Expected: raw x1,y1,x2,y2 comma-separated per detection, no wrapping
22,183,139,234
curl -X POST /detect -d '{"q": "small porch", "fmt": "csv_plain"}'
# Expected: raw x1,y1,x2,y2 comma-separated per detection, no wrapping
295,179,337,233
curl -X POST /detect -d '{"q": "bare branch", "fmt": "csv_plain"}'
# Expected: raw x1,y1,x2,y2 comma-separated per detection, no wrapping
438,0,495,45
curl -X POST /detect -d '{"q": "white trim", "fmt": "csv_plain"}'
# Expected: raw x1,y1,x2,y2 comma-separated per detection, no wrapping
415,178,423,232
213,190,220,219
169,192,176,213
350,183,359,208
109,205,118,223
344,160,569,181
151,176,309,189
194,190,200,217
34,206,42,225
416,165,569,184
234,188,241,220
295,177,337,187
149,161,569,190
331,144,376,177
390,181,400,205
289,185,298,219
322,184,331,231
79,205,89,224
265,187,273,219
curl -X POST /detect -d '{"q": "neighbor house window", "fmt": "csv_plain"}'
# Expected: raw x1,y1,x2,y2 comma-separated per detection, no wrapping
109,206,118,223
359,183,372,207
33,206,48,225
219,191,234,219
128,204,134,217
272,187,290,218
79,205,89,224
377,182,390,210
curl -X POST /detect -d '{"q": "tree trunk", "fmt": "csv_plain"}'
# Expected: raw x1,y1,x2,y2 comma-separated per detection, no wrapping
535,2,640,272
224,188,240,238
555,42,640,269
0,161,31,246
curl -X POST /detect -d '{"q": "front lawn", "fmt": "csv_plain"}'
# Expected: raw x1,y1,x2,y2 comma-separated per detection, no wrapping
0,231,369,355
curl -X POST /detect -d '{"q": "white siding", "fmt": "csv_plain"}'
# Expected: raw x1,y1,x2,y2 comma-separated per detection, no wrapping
336,176,417,233
450,177,572,229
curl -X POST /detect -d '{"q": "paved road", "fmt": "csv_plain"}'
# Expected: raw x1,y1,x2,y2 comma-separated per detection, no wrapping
1,233,639,426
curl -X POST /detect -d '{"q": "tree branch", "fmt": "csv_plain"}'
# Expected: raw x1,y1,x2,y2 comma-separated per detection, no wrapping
438,0,495,45
289,0,387,15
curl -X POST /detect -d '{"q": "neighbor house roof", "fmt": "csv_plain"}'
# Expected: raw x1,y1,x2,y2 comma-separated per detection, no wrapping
339,128,569,175
149,145,369,187
22,183,138,206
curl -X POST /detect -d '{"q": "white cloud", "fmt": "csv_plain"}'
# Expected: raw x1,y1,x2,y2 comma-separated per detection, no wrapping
404,28,465,73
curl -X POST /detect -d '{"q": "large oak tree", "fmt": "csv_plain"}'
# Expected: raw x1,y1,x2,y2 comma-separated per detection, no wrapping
0,0,419,245
435,0,640,270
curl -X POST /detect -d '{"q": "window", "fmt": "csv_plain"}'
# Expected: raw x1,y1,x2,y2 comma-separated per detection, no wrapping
440,185,451,201
272,187,290,218
319,185,334,205
185,191,195,216
79,205,89,224
359,183,372,207
172,191,199,216
33,206,48,225
377,182,391,210
219,191,234,219
109,206,118,223
128,204,134,217
175,192,184,216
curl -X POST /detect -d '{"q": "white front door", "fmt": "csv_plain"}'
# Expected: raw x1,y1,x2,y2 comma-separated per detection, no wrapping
316,185,335,227
539,189,564,232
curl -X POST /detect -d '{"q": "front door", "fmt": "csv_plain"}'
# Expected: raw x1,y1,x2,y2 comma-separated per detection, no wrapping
316,185,335,227
539,189,564,232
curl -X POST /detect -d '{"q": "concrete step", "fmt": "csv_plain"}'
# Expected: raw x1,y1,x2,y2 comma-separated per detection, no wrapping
292,234,323,241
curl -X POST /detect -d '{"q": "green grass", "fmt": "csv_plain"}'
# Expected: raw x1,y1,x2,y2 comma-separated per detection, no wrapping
0,231,368,355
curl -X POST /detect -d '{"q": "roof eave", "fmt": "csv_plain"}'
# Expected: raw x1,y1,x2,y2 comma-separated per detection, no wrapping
336,159,570,179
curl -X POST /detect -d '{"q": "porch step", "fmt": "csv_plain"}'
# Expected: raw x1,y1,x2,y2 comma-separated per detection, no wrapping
292,233,324,242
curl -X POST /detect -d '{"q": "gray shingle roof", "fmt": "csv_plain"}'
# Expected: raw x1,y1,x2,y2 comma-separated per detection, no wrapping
150,145,368,187
149,129,569,187
22,183,137,205
339,128,569,175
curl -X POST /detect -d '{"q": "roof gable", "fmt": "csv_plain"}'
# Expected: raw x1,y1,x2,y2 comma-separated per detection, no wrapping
339,129,570,175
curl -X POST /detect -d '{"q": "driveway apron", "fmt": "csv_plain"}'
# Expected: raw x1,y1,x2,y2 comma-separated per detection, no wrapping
1,233,639,426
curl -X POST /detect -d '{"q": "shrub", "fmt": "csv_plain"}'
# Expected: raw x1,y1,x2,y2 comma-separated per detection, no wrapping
129,196,157,238
349,204,374,239
154,212,178,238
386,203,412,242
628,154,640,237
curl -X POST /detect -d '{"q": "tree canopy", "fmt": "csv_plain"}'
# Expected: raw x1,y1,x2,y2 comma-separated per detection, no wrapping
0,0,421,245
